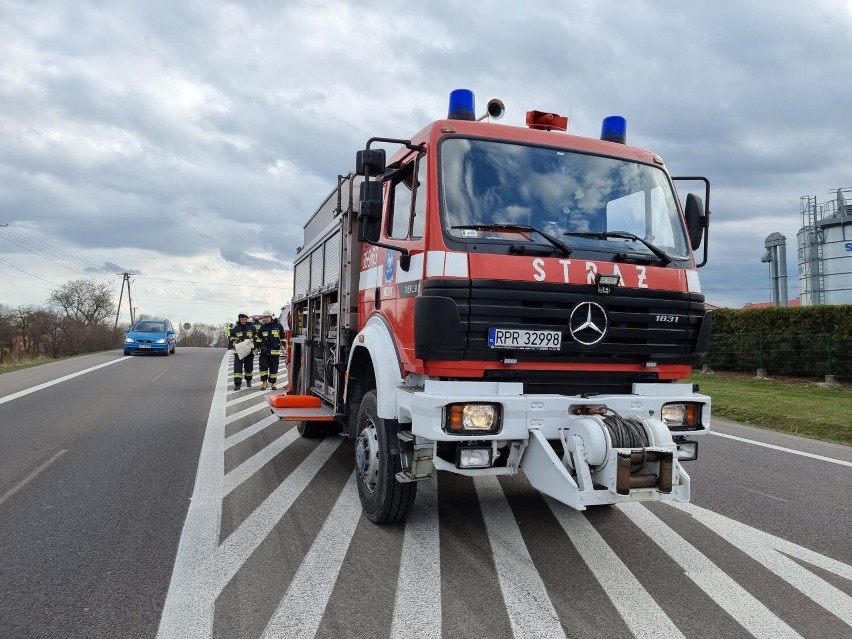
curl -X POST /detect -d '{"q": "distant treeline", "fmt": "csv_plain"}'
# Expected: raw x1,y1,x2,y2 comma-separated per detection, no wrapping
0,278,227,364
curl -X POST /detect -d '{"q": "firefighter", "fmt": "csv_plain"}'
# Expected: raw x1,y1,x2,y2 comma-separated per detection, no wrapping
230,313,256,390
256,309,284,390
226,323,233,349
251,314,263,336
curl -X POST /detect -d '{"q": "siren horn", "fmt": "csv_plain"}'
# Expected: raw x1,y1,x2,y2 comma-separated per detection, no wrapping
478,98,505,121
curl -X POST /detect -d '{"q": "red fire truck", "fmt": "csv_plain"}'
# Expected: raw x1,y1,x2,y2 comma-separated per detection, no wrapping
272,90,712,524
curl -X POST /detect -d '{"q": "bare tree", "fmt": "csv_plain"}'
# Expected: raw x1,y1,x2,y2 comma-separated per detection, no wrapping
0,304,16,363
49,278,115,326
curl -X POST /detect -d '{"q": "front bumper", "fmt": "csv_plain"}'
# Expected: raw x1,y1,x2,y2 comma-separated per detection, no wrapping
125,342,169,354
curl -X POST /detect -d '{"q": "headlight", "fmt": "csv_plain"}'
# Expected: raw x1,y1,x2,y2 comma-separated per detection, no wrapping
444,403,502,434
124,337,134,343
155,338,167,344
662,402,702,431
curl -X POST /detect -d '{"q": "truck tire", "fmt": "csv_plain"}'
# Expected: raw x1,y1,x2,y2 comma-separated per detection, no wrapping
354,391,417,524
294,367,326,438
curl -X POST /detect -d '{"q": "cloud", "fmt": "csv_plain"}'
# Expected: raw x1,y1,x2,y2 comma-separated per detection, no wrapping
1,0,851,323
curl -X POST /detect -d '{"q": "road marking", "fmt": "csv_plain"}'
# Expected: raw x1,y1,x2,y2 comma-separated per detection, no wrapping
260,473,361,639
671,501,852,625
475,475,567,639
151,369,168,383
224,401,269,426
214,436,344,591
0,357,130,406
710,432,852,468
0,449,67,506
547,498,684,639
391,479,442,639
222,428,300,496
619,502,802,639
224,414,277,449
156,352,229,639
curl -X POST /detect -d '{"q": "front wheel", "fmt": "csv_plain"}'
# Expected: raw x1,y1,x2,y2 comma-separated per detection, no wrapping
354,391,417,524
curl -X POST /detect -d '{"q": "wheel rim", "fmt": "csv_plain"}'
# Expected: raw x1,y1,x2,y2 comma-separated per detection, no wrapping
355,418,379,494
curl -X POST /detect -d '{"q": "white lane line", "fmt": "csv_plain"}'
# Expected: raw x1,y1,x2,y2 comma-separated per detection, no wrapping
547,499,684,639
224,401,269,425
391,479,442,639
224,414,278,450
670,501,852,625
0,449,68,506
710,432,852,468
223,428,300,496
156,352,228,639
0,356,130,406
213,435,344,591
618,503,802,639
151,369,168,383
225,390,266,407
474,476,567,639
260,473,362,639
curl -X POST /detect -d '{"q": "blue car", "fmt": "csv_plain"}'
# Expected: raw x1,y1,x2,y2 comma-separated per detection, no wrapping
124,319,177,356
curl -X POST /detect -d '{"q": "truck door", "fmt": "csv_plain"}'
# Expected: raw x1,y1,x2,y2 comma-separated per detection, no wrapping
370,154,427,368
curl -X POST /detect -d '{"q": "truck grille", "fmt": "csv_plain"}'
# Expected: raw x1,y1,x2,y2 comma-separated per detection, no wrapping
422,279,707,365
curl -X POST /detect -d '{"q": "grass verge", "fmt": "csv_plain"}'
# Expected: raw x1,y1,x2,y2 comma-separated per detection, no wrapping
690,372,852,446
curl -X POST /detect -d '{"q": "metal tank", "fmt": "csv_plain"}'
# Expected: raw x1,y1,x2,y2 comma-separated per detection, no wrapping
797,188,852,305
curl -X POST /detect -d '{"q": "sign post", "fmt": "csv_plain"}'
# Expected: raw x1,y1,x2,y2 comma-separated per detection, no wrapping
183,322,191,347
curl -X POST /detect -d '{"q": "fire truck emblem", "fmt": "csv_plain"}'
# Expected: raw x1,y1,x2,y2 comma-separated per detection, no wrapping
384,250,395,283
569,301,608,346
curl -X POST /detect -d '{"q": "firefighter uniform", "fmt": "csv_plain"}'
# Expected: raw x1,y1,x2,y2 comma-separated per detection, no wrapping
256,310,284,390
231,314,257,389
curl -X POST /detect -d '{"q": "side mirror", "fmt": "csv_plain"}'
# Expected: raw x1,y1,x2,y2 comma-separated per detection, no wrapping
684,193,706,251
356,149,386,176
358,180,383,243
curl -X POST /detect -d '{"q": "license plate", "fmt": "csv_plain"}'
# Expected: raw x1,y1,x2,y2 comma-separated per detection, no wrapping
488,328,561,351
139,345,151,349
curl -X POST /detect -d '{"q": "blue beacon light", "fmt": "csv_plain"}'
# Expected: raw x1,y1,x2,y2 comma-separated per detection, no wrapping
601,115,627,144
448,89,476,121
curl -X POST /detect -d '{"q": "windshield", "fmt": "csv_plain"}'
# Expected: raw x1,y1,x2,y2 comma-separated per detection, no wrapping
440,137,690,261
133,321,166,332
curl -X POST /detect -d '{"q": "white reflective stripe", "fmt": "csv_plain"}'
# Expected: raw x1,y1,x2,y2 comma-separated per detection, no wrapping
686,270,701,293
444,251,468,277
426,250,446,277
395,252,424,283
358,265,381,291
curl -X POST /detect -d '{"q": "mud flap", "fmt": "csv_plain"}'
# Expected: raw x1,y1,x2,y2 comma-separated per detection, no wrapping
522,430,585,510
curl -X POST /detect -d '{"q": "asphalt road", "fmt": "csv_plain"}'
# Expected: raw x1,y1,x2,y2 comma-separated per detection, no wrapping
1,349,850,639
0,348,223,639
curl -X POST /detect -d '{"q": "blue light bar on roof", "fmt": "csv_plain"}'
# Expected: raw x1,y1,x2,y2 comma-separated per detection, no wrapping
448,89,476,121
601,115,627,144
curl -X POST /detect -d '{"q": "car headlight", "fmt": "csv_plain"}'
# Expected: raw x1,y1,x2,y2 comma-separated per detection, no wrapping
444,403,502,434
661,402,702,431
155,338,167,344
124,337,134,343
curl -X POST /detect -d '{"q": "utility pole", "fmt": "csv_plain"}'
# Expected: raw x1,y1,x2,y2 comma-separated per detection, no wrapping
113,273,136,329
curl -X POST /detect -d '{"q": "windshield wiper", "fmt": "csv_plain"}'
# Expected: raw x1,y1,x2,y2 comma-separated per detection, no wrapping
452,224,573,256
562,231,678,265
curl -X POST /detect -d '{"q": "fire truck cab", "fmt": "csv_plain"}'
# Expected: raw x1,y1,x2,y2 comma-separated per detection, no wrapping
278,90,712,524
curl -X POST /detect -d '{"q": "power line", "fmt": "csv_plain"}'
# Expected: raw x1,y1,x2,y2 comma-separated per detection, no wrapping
0,257,56,284
0,226,113,276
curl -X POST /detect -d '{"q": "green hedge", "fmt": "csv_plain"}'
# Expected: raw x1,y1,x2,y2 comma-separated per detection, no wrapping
705,306,852,379
711,305,852,337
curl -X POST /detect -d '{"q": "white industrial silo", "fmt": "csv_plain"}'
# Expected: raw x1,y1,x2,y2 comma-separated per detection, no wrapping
797,188,852,305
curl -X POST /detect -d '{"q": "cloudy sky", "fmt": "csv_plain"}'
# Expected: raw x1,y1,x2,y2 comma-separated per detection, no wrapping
1,0,851,327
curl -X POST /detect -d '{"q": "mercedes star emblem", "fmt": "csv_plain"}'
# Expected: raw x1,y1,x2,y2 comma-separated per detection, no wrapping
569,301,608,346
